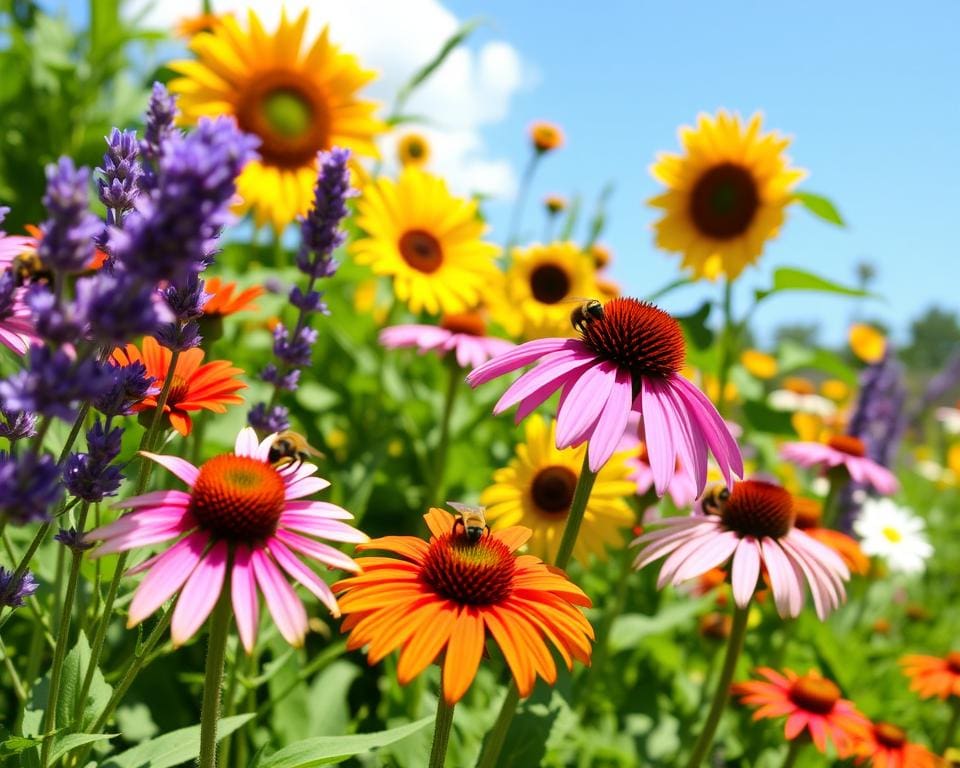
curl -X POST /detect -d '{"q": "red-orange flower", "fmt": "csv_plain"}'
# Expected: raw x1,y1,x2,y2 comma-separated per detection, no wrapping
793,496,870,575
529,121,564,153
900,652,960,700
733,668,870,757
853,722,944,768
202,277,264,318
112,337,246,436
333,507,594,705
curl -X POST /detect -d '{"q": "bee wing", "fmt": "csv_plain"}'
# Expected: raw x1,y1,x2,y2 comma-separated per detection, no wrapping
446,501,486,515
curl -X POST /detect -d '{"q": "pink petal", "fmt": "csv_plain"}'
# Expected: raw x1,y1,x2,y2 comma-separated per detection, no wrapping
140,452,200,487
127,531,209,627
761,538,804,618
587,367,633,472
657,380,709,496
91,521,194,556
283,501,354,520
731,537,762,607
115,489,192,509
779,536,832,620
250,549,308,647
494,352,593,416
466,337,584,387
278,513,368,543
234,427,261,458
232,545,260,653
670,529,739,584
267,538,340,616
671,375,744,485
86,507,194,543
170,540,228,647
860,460,899,494
274,529,360,572
556,362,617,448
656,528,724,588
513,370,580,424
640,377,677,495
283,475,332,500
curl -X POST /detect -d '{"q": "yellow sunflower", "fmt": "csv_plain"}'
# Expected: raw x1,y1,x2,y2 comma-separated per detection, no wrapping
649,110,806,281
490,241,599,340
480,415,635,563
396,132,431,167
351,168,500,315
169,9,385,230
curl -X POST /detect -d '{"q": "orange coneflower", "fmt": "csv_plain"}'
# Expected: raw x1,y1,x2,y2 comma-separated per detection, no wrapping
201,277,264,319
733,668,870,757
793,496,870,575
529,121,564,153
112,337,246,436
901,652,960,701
853,721,944,768
333,507,594,705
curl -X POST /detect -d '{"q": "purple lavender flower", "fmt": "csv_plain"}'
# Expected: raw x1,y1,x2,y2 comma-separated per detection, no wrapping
272,323,318,369
0,451,62,524
297,148,353,279
98,128,142,224
55,528,94,552
0,345,113,421
37,157,102,274
141,82,179,173
75,273,170,346
0,407,37,441
110,116,258,286
248,403,290,433
289,285,328,315
0,567,38,608
94,359,157,417
261,364,300,391
163,274,210,322
155,320,202,351
25,285,85,345
64,420,123,502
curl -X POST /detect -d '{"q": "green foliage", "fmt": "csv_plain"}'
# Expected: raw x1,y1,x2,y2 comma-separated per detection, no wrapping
755,267,873,304
100,714,254,768
901,305,960,370
794,190,846,226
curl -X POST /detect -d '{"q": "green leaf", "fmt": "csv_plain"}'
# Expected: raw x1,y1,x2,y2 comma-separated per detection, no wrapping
48,733,117,764
741,400,797,436
645,277,694,303
257,717,433,768
778,341,858,386
583,182,614,248
394,19,483,111
608,599,711,653
676,301,714,350
755,267,871,304
0,733,42,757
794,190,845,226
100,714,255,768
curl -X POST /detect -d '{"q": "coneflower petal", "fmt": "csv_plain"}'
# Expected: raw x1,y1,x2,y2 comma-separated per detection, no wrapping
171,540,228,646
127,531,207,627
231,545,259,653
731,537,761,608
250,548,308,647
556,362,617,448
466,337,583,387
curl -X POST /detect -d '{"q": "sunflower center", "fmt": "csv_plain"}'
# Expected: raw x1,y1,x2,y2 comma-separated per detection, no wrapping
828,435,867,457
792,497,822,530
788,676,841,715
420,533,516,605
881,526,902,543
405,138,426,159
720,480,795,539
235,71,330,169
398,229,443,274
579,297,685,381
441,312,486,337
946,652,960,674
189,454,286,541
530,465,578,515
873,722,907,749
529,264,571,304
690,162,759,239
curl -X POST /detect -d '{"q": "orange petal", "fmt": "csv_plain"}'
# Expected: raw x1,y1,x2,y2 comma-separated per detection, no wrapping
396,601,457,683
491,525,532,552
442,606,486,704
356,536,429,563
168,410,192,437
483,604,535,697
423,507,454,539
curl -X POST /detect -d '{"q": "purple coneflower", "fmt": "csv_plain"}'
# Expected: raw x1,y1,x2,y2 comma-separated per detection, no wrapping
380,312,515,369
780,435,898,495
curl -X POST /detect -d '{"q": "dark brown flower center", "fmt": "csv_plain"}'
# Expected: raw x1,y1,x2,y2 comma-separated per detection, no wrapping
189,454,286,541
404,137,426,159
828,435,867,457
721,480,795,539
788,675,841,715
947,652,960,674
689,162,759,239
235,71,330,169
792,497,822,530
530,465,578,515
441,312,486,337
419,533,516,605
873,722,907,749
398,229,443,273
529,263,571,304
579,298,686,382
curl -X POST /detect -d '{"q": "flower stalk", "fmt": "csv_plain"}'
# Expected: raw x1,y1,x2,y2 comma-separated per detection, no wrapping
781,739,803,768
198,579,233,768
428,675,456,768
427,360,461,504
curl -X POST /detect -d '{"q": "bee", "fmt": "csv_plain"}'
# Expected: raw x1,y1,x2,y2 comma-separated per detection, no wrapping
268,431,324,471
700,485,730,516
447,501,490,543
11,251,53,287
569,298,604,333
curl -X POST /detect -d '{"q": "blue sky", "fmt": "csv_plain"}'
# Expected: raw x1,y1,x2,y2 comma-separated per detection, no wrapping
448,0,960,345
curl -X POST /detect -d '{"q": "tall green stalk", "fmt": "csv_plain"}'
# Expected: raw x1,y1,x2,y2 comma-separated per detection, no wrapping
426,361,461,505
781,739,803,768
198,583,233,768
941,697,960,752
684,603,750,767
428,676,456,768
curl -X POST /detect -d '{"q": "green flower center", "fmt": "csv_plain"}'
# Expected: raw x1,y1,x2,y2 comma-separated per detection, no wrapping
262,89,313,139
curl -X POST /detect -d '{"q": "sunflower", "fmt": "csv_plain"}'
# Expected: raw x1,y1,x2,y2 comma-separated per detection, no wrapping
351,168,500,315
396,132,431,167
649,110,806,281
480,415,634,563
489,241,599,339
170,9,384,230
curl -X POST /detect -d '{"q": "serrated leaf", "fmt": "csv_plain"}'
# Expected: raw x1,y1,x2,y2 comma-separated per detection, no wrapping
795,190,845,226
257,717,433,768
755,267,871,304
100,714,254,768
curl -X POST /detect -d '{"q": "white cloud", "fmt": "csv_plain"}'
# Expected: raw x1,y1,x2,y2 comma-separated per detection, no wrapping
133,0,528,198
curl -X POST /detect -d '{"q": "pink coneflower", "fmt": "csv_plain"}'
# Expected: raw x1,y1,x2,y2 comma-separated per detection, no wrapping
85,427,367,649
0,222,39,355
633,480,850,619
467,297,742,486
379,311,514,369
619,412,697,507
780,435,898,495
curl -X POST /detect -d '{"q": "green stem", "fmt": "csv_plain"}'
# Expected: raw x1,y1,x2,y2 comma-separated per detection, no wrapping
0,637,26,702
476,684,520,768
504,153,540,253
198,583,233,768
218,644,242,768
684,603,750,768
553,453,598,570
428,677,456,768
716,279,736,417
781,738,803,768
819,467,849,529
426,362,461,505
941,697,960,752
40,505,88,768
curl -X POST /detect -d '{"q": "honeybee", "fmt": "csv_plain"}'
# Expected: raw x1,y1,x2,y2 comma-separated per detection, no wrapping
447,501,490,543
269,431,324,471
569,298,604,333
11,251,53,287
700,485,730,516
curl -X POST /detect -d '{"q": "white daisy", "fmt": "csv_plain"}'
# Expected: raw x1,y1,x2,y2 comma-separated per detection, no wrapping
935,406,960,435
768,389,837,418
853,498,933,575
